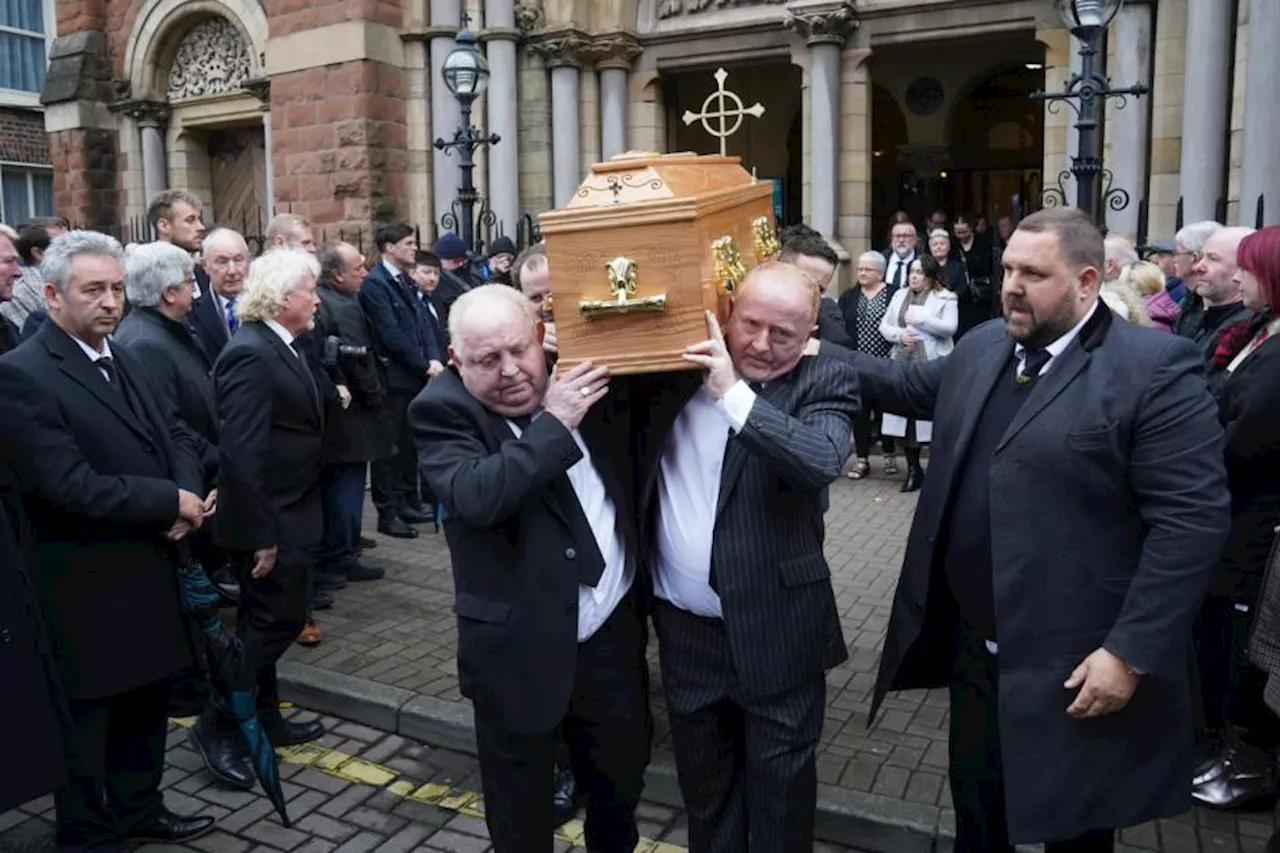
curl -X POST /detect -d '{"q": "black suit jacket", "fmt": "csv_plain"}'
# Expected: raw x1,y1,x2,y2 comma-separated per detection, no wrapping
411,369,637,734
0,315,18,355
213,322,324,553
359,263,435,396
189,284,232,362
0,322,201,699
113,307,217,446
1215,330,1280,600
848,309,1229,841
817,298,853,348
632,354,859,699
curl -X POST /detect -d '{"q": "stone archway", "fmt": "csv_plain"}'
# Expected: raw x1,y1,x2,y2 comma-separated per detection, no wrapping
125,0,267,103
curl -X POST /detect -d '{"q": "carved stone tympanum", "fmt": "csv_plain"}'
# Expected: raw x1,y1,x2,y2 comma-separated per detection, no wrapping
657,0,785,20
167,17,254,101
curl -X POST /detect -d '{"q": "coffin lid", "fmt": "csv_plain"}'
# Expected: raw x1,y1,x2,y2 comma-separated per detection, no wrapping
540,152,763,227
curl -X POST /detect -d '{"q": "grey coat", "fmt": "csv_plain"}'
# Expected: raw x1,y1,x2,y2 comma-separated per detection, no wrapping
847,307,1231,843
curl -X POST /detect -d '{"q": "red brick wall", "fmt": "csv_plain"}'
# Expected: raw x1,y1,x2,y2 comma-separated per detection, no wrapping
0,108,52,165
49,128,119,228
56,0,106,36
271,59,407,232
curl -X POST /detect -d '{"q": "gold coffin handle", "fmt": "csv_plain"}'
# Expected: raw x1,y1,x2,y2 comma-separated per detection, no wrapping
579,256,668,317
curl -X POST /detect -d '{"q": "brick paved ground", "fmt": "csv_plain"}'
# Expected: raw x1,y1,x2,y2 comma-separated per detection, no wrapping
273,467,1280,853
0,713,865,853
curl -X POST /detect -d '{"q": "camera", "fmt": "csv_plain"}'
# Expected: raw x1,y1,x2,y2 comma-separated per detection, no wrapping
321,335,369,367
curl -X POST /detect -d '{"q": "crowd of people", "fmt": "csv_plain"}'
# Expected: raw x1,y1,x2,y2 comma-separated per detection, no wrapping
1,193,1279,853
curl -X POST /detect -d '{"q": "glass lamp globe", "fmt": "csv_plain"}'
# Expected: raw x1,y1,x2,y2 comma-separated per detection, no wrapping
442,27,490,99
1052,0,1124,33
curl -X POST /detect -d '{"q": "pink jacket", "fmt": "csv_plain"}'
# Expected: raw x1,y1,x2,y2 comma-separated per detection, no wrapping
1144,289,1180,333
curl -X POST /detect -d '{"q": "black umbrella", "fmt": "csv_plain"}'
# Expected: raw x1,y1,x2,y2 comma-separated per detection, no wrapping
176,560,290,827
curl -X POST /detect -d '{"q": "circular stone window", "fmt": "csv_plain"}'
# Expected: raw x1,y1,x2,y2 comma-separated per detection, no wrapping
905,77,945,117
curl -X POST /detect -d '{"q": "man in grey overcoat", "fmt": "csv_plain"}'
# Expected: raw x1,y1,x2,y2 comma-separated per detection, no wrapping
845,207,1231,853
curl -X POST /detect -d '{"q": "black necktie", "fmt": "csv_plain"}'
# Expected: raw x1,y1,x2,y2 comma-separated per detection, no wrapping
892,259,905,289
98,355,118,386
1018,348,1052,385
511,414,532,430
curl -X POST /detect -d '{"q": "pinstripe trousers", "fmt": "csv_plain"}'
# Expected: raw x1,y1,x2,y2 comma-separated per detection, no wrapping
653,600,825,853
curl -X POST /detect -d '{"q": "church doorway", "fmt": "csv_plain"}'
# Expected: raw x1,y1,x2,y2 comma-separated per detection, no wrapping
663,62,803,225
205,124,268,234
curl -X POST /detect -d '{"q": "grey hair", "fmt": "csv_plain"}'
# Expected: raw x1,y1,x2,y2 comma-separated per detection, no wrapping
857,251,887,272
928,228,951,244
124,240,195,307
1175,220,1223,253
42,230,126,293
448,283,539,359
1104,234,1138,265
202,226,248,258
0,224,16,241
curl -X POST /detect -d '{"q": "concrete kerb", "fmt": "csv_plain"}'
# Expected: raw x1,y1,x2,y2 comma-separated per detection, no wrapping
278,660,948,853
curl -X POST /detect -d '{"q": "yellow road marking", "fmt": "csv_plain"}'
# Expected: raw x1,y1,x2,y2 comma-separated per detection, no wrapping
170,717,686,851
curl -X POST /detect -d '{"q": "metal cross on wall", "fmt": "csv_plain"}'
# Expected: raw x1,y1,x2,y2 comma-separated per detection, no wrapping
681,67,766,157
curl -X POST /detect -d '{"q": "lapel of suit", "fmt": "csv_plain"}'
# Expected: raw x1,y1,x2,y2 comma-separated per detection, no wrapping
940,337,1013,499
254,323,322,422
714,374,794,521
44,326,155,446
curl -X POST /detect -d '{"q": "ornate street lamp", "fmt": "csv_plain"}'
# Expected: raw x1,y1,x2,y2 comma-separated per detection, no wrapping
1033,0,1146,222
434,17,500,253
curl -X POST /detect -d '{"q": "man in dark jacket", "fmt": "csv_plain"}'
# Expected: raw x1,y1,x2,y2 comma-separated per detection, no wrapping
778,226,854,348
0,230,19,354
0,230,215,848
307,242,391,582
433,232,481,321
359,223,440,538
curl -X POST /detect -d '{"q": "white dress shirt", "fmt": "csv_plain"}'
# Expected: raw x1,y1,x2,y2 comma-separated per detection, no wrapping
71,334,114,382
653,382,758,619
507,417,631,641
886,252,915,289
1013,300,1098,377
263,318,297,355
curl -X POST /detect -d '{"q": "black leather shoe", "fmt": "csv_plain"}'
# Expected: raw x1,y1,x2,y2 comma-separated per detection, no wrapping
359,535,378,550
552,764,584,829
398,507,432,524
312,590,335,610
378,517,419,538
129,810,216,842
345,562,386,582
188,717,255,790
1193,741,1278,810
262,717,325,747
901,467,924,493
406,500,432,516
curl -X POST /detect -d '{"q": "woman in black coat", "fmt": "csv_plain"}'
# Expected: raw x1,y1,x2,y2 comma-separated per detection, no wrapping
1193,225,1280,810
926,228,994,340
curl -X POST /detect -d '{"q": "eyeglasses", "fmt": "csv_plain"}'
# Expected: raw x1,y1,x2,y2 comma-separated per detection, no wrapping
208,256,249,270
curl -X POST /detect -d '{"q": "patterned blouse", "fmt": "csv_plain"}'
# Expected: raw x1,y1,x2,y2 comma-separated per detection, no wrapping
854,286,893,359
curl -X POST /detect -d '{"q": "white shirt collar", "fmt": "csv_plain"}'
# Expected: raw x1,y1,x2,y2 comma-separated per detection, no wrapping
70,332,112,362
263,317,296,350
382,258,403,278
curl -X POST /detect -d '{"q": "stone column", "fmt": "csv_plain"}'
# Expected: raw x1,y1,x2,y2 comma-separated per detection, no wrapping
531,31,591,207
593,33,641,161
1109,1,1153,238
119,101,171,205
431,0,464,230
244,79,274,222
1241,0,1280,227
786,1,858,240
515,3,552,216
1179,0,1233,222
483,0,521,237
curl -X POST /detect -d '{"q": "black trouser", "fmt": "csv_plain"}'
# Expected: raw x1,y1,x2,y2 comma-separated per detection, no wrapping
207,547,312,731
370,393,418,521
1194,594,1277,746
949,630,1114,853
473,596,650,853
852,409,895,458
55,678,171,847
653,600,824,853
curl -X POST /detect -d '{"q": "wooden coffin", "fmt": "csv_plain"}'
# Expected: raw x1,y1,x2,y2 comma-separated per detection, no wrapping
538,152,779,375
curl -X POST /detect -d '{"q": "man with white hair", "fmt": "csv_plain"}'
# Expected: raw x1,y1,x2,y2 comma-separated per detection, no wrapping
0,228,19,353
199,249,328,767
266,213,317,254
0,230,216,848
1171,220,1225,339
189,228,251,360
1103,235,1137,283
411,284,648,852
1179,227,1255,365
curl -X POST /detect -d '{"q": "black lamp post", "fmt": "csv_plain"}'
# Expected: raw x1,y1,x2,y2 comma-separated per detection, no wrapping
1032,0,1148,222
434,17,500,253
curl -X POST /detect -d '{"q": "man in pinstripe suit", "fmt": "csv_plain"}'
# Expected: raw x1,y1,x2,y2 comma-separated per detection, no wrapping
641,262,859,853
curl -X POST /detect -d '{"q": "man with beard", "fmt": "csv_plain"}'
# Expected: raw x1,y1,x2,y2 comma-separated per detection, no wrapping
882,220,919,293
1186,227,1256,368
0,229,19,353
848,207,1230,853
